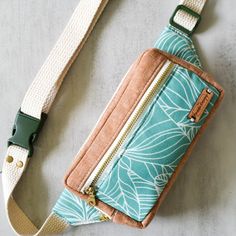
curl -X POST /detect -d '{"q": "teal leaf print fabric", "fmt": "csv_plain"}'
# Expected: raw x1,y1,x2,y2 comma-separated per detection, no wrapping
53,25,218,225
53,189,104,226
96,66,219,222
155,26,202,68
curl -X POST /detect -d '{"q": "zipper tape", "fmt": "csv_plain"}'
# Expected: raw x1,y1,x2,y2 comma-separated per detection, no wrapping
81,60,175,204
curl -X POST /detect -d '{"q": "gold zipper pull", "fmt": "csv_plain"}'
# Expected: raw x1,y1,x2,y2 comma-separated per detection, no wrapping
85,186,97,206
99,214,110,222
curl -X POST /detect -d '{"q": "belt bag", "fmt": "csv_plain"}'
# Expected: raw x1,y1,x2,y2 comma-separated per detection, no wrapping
2,0,224,235
64,48,224,227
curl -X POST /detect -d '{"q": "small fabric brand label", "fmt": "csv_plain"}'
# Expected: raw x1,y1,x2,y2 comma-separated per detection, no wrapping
188,88,214,122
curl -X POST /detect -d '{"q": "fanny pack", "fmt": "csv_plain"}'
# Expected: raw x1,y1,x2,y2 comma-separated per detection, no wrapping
2,0,224,235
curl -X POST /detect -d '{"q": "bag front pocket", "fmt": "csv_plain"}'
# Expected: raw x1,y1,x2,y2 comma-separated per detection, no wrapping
80,60,175,194
65,49,224,226
81,64,221,222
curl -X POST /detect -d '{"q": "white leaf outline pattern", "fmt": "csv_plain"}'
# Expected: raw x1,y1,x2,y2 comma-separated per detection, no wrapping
155,26,202,68
96,65,219,221
52,25,220,225
53,189,104,226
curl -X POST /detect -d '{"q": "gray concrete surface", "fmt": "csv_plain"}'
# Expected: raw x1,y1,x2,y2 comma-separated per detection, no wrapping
0,1,235,235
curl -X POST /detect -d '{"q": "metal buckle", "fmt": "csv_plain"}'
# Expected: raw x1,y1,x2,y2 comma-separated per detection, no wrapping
8,110,47,157
170,5,201,36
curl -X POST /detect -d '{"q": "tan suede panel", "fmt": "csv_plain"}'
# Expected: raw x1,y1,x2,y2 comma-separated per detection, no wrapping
65,49,166,190
64,48,224,228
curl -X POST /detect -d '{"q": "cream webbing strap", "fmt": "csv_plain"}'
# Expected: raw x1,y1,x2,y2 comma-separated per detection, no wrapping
21,0,109,119
2,0,109,235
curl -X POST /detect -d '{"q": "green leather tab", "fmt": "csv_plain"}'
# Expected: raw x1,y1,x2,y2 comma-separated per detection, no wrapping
8,110,47,156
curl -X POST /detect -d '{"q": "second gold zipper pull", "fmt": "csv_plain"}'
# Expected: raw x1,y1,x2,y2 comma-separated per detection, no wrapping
85,186,97,206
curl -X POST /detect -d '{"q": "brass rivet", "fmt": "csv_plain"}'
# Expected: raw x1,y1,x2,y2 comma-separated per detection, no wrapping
6,156,14,163
16,161,24,168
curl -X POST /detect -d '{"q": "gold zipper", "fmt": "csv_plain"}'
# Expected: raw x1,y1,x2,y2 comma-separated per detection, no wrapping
85,61,175,206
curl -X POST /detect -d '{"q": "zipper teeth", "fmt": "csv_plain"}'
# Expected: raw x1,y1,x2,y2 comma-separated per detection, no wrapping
89,61,175,188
